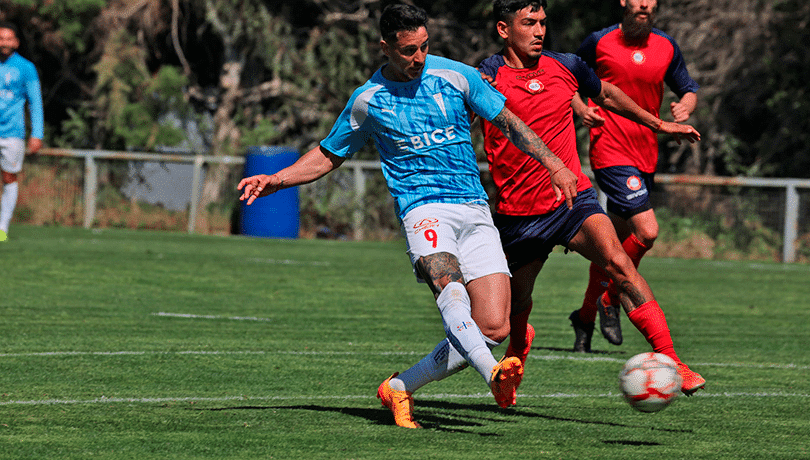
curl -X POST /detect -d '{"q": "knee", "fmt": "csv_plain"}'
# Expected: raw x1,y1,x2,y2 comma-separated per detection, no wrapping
602,248,636,282
633,223,658,248
481,321,510,345
475,302,511,344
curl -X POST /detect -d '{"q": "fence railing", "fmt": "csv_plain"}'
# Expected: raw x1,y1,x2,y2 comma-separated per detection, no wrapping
33,148,810,263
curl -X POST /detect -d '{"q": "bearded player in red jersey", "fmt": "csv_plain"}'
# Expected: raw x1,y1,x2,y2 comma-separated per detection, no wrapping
571,0,699,352
479,0,706,395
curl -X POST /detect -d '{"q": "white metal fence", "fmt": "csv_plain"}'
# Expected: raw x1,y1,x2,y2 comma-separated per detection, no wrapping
24,148,810,263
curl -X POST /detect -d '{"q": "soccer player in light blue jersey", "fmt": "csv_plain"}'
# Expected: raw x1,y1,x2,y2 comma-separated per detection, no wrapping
0,21,43,236
238,3,578,428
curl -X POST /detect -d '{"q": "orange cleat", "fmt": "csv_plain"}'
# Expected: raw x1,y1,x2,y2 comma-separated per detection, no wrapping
377,372,421,428
504,323,534,394
677,363,706,396
490,356,524,408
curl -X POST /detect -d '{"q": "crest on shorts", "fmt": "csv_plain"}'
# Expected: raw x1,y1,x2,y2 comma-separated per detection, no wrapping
626,175,643,191
524,79,545,94
630,50,646,65
414,218,439,232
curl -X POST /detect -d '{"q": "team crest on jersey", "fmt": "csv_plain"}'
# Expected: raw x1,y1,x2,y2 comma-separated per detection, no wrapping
626,176,643,191
630,50,646,65
524,79,545,94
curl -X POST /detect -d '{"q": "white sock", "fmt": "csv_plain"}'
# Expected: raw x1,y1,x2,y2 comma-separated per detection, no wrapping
391,339,468,393
0,182,18,233
436,282,498,384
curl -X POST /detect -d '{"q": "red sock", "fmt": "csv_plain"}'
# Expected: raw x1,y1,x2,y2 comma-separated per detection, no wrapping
509,303,533,351
622,233,651,268
580,262,610,323
627,301,681,364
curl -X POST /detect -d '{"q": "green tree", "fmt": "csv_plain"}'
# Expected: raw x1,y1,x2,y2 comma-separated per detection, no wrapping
92,30,187,150
716,0,810,177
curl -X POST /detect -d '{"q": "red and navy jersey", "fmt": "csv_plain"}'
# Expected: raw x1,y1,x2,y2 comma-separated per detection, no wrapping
479,51,600,216
576,25,699,173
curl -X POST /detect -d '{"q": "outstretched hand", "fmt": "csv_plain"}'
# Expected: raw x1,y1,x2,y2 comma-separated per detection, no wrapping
237,174,283,206
659,121,701,145
549,166,578,210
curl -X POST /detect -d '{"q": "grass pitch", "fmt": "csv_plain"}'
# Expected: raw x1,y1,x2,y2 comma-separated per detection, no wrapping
1,225,808,459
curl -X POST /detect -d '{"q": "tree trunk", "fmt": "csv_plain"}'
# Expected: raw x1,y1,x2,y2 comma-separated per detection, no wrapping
195,59,243,230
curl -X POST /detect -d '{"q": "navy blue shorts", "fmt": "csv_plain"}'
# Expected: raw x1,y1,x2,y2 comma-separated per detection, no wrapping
593,166,655,220
494,187,605,272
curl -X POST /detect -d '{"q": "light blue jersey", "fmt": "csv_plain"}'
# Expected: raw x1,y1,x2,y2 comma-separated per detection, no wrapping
0,52,43,140
321,55,506,219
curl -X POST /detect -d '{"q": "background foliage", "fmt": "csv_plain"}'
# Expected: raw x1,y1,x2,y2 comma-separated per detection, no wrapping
0,0,806,179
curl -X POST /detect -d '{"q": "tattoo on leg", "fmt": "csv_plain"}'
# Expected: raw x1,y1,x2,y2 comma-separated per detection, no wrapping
617,281,647,313
416,252,464,295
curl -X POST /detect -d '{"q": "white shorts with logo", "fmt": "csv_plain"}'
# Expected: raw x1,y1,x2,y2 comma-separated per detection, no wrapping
402,202,510,283
0,138,26,174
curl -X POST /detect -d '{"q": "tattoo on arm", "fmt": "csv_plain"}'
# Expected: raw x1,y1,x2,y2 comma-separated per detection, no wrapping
416,252,464,296
490,109,561,170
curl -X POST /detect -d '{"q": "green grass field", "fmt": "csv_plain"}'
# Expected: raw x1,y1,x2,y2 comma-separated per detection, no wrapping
1,225,808,459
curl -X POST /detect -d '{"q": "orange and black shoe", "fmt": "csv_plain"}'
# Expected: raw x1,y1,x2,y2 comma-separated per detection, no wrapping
490,356,524,408
377,372,421,428
677,363,706,396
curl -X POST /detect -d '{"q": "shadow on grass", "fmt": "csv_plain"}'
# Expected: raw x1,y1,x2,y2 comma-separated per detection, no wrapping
602,440,663,446
199,402,503,435
535,346,628,355
197,399,691,435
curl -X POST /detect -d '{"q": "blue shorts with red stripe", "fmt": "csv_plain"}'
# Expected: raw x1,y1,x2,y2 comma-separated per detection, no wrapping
494,187,605,272
593,166,654,219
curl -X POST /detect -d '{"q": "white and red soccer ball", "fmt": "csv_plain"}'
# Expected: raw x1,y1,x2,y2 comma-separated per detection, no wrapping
619,352,682,413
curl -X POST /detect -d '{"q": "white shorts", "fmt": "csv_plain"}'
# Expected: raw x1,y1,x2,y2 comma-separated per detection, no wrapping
402,202,510,283
0,138,25,174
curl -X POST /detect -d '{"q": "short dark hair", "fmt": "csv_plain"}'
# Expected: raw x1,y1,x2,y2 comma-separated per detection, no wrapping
493,0,548,23
379,3,428,44
0,21,19,37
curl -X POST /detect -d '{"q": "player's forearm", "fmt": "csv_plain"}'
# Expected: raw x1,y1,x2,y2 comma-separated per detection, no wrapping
274,145,343,189
571,92,589,118
491,108,566,173
678,92,698,116
596,82,661,131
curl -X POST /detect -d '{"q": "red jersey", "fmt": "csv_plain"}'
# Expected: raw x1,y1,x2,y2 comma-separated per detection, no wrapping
479,51,601,216
576,25,699,173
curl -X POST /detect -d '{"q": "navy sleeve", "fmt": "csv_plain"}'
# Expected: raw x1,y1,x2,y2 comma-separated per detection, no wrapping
658,31,700,98
477,54,505,81
545,51,602,99
575,25,617,70
575,34,598,70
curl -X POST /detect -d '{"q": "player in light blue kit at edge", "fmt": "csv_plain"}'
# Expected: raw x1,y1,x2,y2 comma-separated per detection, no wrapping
238,4,578,428
0,21,44,237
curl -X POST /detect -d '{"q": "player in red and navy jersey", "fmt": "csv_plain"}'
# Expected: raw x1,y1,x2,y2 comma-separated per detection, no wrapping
480,0,706,395
571,0,699,353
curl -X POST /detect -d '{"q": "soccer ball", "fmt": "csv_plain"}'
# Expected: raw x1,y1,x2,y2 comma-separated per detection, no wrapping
619,352,682,413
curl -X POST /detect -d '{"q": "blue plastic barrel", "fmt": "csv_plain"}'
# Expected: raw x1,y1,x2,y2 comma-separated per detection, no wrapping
239,146,300,238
